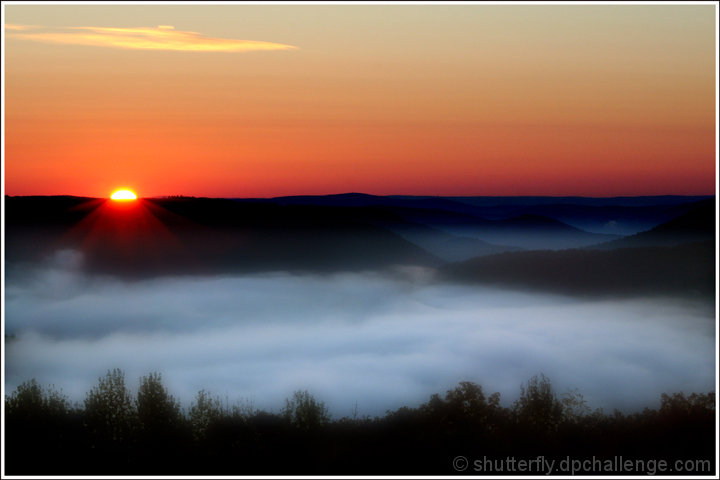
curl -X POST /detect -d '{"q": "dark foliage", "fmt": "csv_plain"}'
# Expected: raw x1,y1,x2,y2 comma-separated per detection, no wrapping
441,240,715,299
4,371,715,475
598,198,715,248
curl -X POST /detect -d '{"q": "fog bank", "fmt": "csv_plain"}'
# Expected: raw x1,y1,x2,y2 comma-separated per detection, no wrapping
5,250,715,416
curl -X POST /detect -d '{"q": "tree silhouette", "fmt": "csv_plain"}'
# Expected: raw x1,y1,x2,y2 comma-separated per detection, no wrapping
6,379,46,417
189,389,224,441
561,388,592,424
136,372,182,434
84,368,136,445
5,380,75,474
4,372,716,475
514,373,563,433
445,381,488,421
283,390,329,431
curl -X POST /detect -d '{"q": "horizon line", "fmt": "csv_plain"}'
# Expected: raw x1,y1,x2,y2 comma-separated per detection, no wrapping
3,192,717,200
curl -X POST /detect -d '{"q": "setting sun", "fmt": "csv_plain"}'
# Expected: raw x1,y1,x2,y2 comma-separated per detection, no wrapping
110,189,137,201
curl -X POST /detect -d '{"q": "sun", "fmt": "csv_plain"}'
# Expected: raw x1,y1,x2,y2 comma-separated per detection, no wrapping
110,189,137,201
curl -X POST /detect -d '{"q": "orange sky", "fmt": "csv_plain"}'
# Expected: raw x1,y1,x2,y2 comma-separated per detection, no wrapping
3,4,717,197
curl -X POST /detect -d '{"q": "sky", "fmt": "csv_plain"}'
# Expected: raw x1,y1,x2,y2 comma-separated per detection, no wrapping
3,3,717,198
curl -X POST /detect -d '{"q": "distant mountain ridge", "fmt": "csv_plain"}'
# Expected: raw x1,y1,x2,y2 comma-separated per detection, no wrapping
594,199,715,249
380,206,618,250
4,194,715,282
237,193,712,235
247,192,712,208
439,200,716,298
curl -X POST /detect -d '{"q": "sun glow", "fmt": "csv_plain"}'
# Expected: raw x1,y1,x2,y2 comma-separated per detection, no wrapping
110,189,137,201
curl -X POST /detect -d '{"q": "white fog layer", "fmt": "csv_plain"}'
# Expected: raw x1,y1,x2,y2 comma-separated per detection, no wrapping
5,251,715,417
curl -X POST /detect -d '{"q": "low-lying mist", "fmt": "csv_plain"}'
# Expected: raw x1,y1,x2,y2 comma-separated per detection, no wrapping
5,249,715,417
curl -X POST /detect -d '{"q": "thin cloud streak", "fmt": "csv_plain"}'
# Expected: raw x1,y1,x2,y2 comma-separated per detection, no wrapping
5,24,42,31
5,24,298,52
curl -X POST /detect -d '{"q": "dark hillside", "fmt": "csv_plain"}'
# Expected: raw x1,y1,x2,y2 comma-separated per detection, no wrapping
4,196,440,278
596,199,715,249
441,241,715,299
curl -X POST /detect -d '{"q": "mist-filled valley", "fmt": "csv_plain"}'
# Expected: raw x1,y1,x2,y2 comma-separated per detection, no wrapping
5,194,716,414
3,194,716,474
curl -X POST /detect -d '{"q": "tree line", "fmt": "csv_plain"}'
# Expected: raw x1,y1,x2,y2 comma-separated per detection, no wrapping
4,369,716,475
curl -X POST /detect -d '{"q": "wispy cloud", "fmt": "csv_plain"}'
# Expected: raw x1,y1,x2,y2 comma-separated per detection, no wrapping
5,24,42,31
5,24,297,52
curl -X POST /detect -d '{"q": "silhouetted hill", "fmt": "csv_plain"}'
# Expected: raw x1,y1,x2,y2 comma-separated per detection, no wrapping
269,204,522,262
264,192,481,213
266,200,615,251
494,214,579,228
363,217,520,262
256,194,713,235
440,241,715,299
460,202,707,235
4,196,440,278
6,195,713,280
595,199,715,249
268,193,712,210
447,195,713,207
386,207,618,250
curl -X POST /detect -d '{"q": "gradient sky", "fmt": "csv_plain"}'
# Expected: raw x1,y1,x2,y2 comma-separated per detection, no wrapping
3,3,717,197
